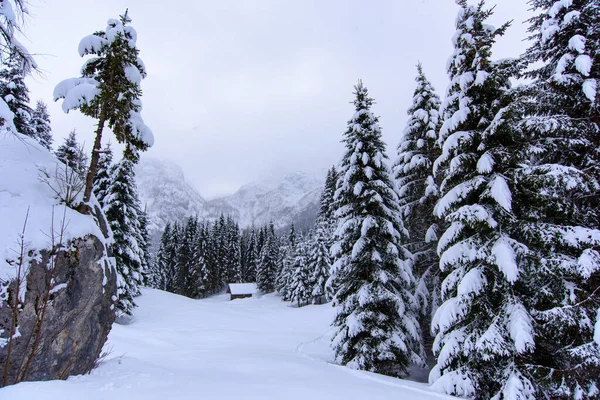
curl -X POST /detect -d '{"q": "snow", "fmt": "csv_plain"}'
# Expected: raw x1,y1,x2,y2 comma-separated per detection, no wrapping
507,302,534,354
227,282,257,295
595,307,600,345
78,34,107,57
3,289,457,400
491,237,519,283
582,79,597,103
53,77,99,112
124,65,142,85
0,133,105,284
575,55,592,76
568,35,586,53
489,175,512,212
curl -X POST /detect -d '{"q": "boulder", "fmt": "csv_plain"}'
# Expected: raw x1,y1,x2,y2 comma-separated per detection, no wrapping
0,233,116,386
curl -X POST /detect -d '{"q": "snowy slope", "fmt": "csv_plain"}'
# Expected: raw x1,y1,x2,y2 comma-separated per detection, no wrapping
136,158,323,234
3,289,456,400
0,133,105,282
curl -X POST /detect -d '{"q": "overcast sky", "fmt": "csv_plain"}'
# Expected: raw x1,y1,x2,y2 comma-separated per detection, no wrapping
23,0,531,199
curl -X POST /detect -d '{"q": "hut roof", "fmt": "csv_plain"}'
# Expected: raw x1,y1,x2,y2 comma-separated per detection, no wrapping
227,283,258,295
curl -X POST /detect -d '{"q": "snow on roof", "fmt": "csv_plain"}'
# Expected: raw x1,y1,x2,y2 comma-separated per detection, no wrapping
228,283,257,295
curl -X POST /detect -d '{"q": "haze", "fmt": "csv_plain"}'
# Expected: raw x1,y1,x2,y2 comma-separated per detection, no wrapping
23,0,531,199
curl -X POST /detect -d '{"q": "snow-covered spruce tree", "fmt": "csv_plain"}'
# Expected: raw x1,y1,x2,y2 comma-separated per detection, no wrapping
0,51,34,137
243,228,258,282
257,223,278,293
428,2,548,398
289,240,311,307
103,156,147,315
276,225,297,300
138,206,153,286
92,143,113,204
501,0,600,397
31,100,53,150
330,80,423,377
0,0,36,134
54,11,153,204
309,222,330,305
176,216,199,297
193,223,210,297
392,62,442,362
55,129,88,177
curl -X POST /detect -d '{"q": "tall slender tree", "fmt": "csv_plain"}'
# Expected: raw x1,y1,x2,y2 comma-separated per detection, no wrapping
54,11,153,204
0,51,33,137
103,157,147,315
393,63,443,364
330,81,422,377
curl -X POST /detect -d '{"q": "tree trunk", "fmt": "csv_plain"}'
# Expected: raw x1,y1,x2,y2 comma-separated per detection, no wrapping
82,111,107,204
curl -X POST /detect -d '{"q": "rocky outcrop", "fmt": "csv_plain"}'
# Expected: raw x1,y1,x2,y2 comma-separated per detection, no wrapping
0,233,117,387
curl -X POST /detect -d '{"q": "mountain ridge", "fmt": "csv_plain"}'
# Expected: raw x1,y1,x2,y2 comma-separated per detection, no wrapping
136,157,324,238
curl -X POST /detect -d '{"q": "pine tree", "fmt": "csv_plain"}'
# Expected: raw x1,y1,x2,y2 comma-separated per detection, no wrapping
103,157,146,315
392,63,443,364
289,240,311,307
55,130,88,177
30,100,53,150
193,223,211,297
0,51,34,137
257,223,278,293
276,225,297,300
488,0,600,397
243,228,258,282
428,2,549,398
330,81,422,377
309,223,330,305
177,216,199,297
54,11,153,203
138,206,153,286
0,0,36,134
92,143,113,204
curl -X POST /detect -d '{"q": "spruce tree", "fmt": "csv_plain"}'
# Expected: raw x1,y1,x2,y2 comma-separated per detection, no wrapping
257,223,278,293
92,143,113,204
428,2,548,398
330,81,422,377
103,157,146,315
494,0,600,397
194,223,210,297
31,100,53,150
138,207,153,286
55,130,88,177
0,0,36,134
243,228,258,282
0,51,34,137
392,63,443,364
309,223,330,305
151,223,171,290
289,240,311,307
54,11,153,203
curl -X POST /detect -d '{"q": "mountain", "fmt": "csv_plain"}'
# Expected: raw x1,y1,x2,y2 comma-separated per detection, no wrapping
136,157,207,235
136,158,324,238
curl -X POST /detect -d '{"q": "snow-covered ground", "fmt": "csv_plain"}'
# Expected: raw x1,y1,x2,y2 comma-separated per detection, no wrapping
3,289,456,399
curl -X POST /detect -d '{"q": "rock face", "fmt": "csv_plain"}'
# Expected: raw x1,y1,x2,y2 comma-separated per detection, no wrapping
0,234,117,387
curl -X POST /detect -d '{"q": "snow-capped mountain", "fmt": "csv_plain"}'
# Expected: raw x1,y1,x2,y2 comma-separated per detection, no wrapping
136,158,324,237
136,158,207,235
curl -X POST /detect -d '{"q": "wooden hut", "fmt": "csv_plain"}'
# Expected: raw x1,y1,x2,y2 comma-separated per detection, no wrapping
226,283,258,300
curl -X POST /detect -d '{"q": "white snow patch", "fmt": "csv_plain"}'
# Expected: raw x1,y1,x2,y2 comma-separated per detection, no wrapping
492,237,518,283
2,288,455,400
